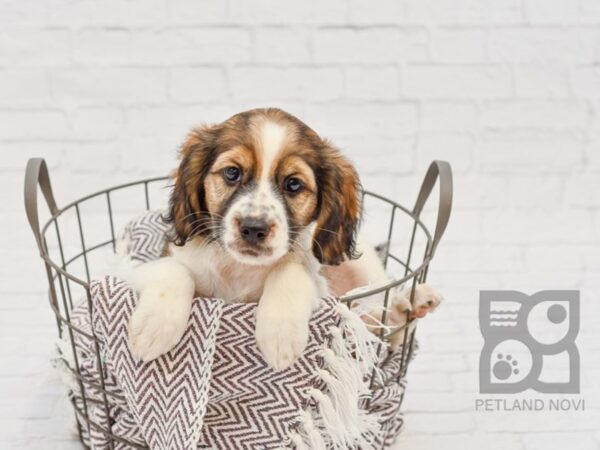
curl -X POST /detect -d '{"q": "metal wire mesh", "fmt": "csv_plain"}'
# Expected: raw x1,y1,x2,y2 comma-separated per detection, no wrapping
25,158,452,449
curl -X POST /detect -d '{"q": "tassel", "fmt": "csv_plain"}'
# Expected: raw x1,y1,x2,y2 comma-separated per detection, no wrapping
296,410,326,450
287,432,308,450
321,346,363,397
317,369,363,438
318,354,381,448
335,303,383,376
308,388,348,449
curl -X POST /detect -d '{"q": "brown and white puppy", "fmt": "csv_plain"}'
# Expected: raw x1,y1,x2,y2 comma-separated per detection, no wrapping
127,108,441,370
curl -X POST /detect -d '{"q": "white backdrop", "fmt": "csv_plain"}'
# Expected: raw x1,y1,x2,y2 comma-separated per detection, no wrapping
1,1,600,449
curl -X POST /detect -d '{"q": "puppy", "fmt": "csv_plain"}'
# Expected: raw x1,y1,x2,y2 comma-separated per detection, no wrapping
128,108,441,370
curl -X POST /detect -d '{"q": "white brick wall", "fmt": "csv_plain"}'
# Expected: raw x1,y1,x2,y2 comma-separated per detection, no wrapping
1,1,599,449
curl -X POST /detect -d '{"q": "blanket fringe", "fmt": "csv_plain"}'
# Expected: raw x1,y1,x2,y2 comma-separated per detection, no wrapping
288,301,384,449
53,333,79,392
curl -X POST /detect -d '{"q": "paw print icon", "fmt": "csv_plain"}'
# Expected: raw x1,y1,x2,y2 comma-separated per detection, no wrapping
479,290,579,394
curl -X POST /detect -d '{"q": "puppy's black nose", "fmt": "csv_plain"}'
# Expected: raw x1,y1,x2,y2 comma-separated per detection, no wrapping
239,218,270,245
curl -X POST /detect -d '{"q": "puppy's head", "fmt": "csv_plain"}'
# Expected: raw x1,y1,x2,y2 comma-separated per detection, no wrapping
167,108,361,266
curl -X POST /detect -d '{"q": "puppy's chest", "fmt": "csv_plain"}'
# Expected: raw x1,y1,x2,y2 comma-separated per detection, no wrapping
195,262,268,303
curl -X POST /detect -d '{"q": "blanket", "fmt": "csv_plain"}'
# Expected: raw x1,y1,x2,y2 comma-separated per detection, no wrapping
57,211,413,450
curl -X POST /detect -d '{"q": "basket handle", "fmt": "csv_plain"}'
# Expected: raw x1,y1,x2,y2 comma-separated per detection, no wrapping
412,160,453,256
24,158,58,254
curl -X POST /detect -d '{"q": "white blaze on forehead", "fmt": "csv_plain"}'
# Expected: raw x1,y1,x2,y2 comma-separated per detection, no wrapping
257,120,287,184
221,118,293,265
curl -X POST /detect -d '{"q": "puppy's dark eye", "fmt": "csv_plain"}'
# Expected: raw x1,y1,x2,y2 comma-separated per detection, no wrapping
284,177,303,193
223,166,241,184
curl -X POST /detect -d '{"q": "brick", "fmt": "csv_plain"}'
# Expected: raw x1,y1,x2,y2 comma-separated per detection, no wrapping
578,28,600,65
433,244,483,273
515,66,570,98
120,136,181,173
572,66,600,98
581,0,600,23
404,0,484,24
477,410,600,432
230,67,343,101
304,103,418,138
404,393,472,412
3,0,169,27
482,210,594,244
479,131,584,173
481,245,525,271
403,66,512,99
314,28,429,63
497,270,585,290
0,29,69,67
565,174,600,207
398,433,524,450
347,0,407,24
334,135,415,169
228,0,348,25
585,133,600,171
52,0,169,27
69,107,125,140
51,68,168,105
509,176,564,209
432,28,487,62
526,245,586,270
72,29,130,65
63,142,122,173
486,0,525,24
415,133,473,173
0,70,52,106
132,28,252,65
0,110,68,140
420,102,479,132
170,67,227,103
523,433,598,450
168,0,228,24
436,211,482,243
524,0,580,24
404,412,476,433
489,28,584,63
125,105,213,141
0,174,36,212
453,175,509,210
408,372,452,392
254,28,310,63
0,141,65,173
593,107,600,132
345,67,399,100
481,101,590,129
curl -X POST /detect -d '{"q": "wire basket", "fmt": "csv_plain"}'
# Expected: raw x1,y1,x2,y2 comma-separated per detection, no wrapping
24,158,452,449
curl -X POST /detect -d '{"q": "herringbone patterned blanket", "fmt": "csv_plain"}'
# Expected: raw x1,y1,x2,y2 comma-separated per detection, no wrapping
58,211,412,450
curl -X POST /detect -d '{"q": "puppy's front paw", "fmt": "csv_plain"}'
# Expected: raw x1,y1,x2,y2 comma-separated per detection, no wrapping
408,283,443,319
255,314,309,371
128,289,192,362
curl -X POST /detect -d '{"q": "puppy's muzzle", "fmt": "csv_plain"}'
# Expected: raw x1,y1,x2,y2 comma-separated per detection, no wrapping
239,217,270,245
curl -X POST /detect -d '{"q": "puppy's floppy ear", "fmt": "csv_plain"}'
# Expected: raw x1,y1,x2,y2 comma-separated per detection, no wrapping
312,142,362,265
166,124,219,246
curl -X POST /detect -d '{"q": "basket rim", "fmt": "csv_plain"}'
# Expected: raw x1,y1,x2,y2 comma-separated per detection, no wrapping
37,176,434,306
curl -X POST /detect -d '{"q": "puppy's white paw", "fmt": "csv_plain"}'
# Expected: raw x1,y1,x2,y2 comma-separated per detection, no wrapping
355,283,443,352
255,314,309,371
359,288,410,334
128,289,192,362
407,283,443,319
